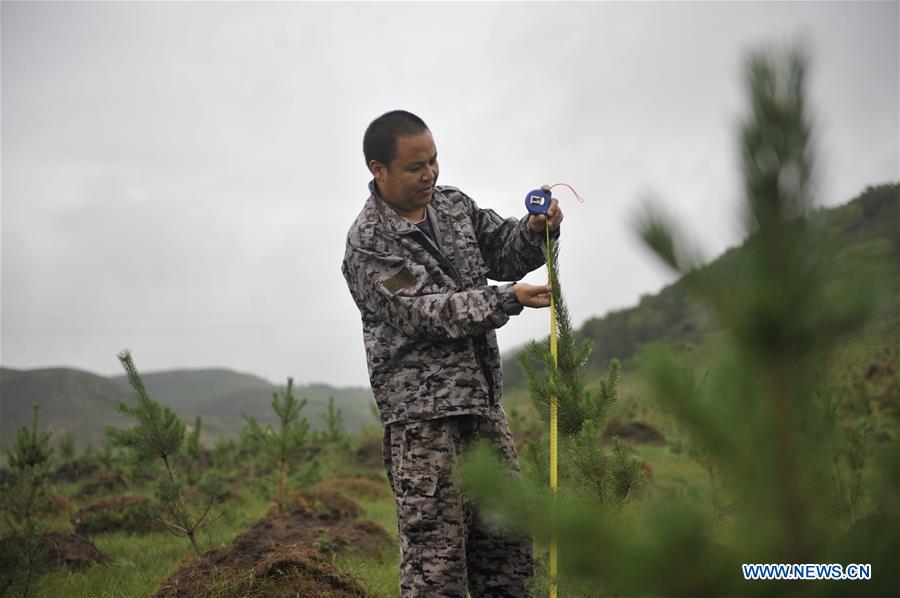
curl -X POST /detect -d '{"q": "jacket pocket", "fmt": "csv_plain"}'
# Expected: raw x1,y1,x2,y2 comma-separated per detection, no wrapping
399,471,439,497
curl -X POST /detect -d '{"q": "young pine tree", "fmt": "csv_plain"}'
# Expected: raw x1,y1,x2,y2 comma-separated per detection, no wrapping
518,234,643,507
0,406,54,597
316,396,348,448
56,431,76,465
2,407,54,528
107,350,226,555
243,378,311,511
184,416,203,484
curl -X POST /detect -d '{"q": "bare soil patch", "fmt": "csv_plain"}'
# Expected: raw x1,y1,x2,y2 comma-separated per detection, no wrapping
314,477,391,500
36,490,74,518
155,490,393,597
73,472,129,500
156,545,366,597
864,360,895,381
603,419,666,445
72,494,165,535
49,459,99,484
353,435,383,468
0,532,110,572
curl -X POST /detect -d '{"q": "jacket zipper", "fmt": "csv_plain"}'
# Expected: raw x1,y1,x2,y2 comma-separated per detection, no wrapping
402,228,497,405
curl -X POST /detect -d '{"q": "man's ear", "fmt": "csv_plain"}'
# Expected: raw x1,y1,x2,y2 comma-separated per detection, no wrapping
368,159,387,183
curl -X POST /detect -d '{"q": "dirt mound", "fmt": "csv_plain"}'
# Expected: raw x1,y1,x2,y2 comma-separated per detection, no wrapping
283,489,363,520
353,435,384,468
315,477,391,500
39,532,110,569
72,494,165,535
50,460,98,484
156,545,366,597
0,532,110,572
864,361,895,381
603,420,666,445
73,473,129,500
181,480,245,507
49,459,99,484
36,490,74,518
156,490,390,597
261,490,393,557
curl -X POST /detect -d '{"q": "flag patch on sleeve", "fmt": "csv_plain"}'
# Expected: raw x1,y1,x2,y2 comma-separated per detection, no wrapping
383,267,417,293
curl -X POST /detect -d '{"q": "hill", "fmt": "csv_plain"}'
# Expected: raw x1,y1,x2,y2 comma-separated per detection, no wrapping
0,366,378,452
109,367,275,408
0,367,134,452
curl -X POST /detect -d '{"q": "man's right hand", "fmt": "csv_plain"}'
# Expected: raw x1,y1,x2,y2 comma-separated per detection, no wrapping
513,283,552,308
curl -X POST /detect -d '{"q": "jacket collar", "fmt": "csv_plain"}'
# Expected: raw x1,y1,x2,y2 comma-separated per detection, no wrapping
368,180,419,235
368,179,445,241
367,180,465,279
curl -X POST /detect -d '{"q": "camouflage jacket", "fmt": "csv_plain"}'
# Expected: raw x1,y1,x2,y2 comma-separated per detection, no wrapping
342,181,553,425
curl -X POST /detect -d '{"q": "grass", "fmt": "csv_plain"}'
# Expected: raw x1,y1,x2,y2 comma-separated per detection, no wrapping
327,479,401,596
29,491,273,597
32,487,405,597
31,532,196,598
334,548,399,598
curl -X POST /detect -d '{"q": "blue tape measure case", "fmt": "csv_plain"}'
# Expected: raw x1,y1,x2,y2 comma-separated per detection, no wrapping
525,188,552,215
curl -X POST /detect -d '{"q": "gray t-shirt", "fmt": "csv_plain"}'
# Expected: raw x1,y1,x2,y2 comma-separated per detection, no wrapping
414,214,437,244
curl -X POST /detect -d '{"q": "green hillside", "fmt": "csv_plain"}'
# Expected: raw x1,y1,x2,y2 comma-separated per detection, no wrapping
1,367,379,451
109,368,274,408
0,367,134,452
503,183,899,392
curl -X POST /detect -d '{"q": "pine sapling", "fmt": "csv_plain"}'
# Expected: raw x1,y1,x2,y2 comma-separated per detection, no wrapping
57,431,76,464
185,416,203,484
107,350,225,554
243,378,310,511
317,396,347,447
518,233,643,505
2,406,54,527
97,437,118,474
0,406,54,597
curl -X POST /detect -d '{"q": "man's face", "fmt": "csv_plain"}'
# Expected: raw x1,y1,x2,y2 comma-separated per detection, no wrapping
370,131,439,217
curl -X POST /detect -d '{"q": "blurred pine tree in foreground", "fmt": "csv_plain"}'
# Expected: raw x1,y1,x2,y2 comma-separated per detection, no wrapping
464,46,898,597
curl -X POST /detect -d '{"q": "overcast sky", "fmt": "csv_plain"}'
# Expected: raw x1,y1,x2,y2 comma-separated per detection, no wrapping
2,1,897,388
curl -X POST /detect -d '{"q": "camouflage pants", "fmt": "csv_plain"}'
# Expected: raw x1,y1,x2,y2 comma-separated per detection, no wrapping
383,405,534,598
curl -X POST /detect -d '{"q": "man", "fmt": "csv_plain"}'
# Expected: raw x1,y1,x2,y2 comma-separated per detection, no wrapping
342,110,562,597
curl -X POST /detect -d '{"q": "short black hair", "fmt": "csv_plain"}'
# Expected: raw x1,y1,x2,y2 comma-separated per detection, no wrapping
363,110,429,167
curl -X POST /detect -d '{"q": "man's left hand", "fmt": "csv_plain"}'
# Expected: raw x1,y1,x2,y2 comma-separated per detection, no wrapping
527,184,564,233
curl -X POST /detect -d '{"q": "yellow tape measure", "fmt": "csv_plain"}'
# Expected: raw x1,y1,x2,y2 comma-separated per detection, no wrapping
540,183,583,598
546,222,559,598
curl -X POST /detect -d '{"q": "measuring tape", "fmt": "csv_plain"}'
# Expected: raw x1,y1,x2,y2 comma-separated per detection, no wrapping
547,220,560,598
524,183,584,598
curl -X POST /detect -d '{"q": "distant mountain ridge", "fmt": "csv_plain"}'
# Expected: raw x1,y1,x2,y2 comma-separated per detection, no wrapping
0,366,378,451
110,367,275,407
